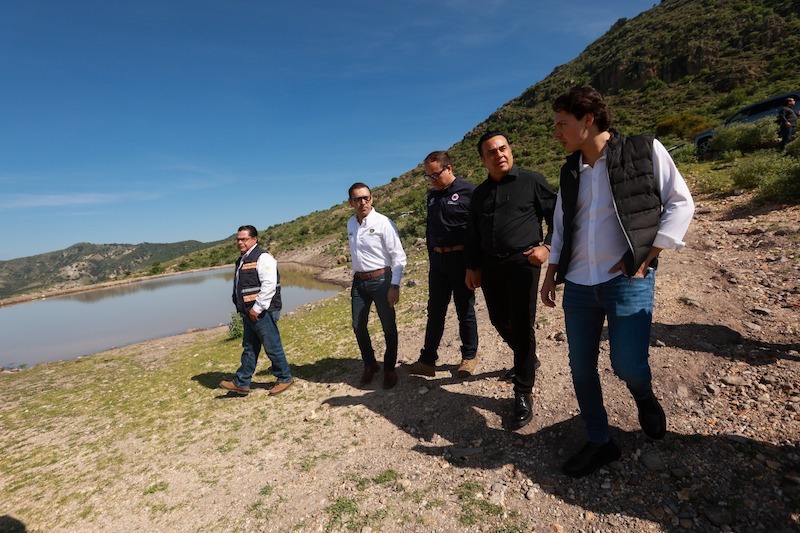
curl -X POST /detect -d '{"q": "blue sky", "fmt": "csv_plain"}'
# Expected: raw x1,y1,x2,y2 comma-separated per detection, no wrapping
0,0,657,260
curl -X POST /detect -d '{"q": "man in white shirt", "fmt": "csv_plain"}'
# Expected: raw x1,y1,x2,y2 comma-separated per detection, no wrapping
541,86,694,477
347,183,407,389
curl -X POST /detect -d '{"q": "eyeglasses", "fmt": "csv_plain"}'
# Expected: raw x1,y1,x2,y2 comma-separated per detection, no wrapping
424,166,449,181
351,195,371,204
235,237,254,242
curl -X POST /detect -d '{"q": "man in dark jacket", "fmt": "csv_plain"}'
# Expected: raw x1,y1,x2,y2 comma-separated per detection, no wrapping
465,132,556,429
541,86,694,477
405,151,479,378
220,225,293,396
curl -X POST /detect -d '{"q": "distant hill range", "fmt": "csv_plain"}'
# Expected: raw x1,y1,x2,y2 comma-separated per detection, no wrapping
0,240,225,300
3,0,798,301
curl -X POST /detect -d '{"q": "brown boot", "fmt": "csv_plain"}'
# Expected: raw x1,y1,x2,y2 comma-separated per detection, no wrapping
457,357,478,378
360,363,381,386
219,380,251,395
383,370,398,389
404,361,435,377
268,380,294,396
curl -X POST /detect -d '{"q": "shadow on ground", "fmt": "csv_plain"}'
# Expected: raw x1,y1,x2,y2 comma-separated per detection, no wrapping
319,365,799,531
652,322,800,364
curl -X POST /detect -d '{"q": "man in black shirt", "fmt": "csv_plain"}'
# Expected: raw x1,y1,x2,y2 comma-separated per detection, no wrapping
465,131,556,429
405,151,479,378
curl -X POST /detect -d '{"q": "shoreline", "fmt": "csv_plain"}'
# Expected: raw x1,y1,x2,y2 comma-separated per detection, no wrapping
0,259,352,309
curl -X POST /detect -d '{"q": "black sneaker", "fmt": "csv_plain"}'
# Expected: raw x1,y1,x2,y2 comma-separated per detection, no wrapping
562,439,622,478
636,394,666,440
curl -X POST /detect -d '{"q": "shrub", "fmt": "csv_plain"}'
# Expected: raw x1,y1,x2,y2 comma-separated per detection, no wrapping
669,143,698,165
710,117,778,154
655,112,715,139
227,312,243,340
730,152,795,192
759,159,800,202
785,137,800,158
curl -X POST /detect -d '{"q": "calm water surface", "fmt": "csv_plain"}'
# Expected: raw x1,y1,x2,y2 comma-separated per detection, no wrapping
1,266,342,368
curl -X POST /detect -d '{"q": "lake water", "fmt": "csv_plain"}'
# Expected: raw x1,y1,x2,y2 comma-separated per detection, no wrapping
0,266,342,369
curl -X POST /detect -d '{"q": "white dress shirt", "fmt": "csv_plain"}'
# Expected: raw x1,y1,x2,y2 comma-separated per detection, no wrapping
347,208,407,285
549,138,695,286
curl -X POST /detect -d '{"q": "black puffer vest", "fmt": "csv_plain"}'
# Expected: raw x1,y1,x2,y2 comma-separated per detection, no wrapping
233,245,282,313
556,130,661,283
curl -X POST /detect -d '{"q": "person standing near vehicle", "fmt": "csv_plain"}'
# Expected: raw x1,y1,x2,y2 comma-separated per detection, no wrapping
542,85,694,477
464,131,556,430
347,182,407,389
220,225,294,396
778,97,797,150
405,151,479,378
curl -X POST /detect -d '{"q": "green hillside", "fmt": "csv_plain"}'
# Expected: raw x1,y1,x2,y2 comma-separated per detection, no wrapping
177,0,800,270
2,0,799,300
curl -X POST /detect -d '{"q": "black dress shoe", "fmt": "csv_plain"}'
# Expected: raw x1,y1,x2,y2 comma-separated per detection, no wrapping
513,392,533,428
562,439,622,478
636,394,666,439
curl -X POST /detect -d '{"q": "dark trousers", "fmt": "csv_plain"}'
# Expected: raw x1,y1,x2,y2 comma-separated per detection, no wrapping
351,272,398,370
419,250,478,365
780,124,795,149
481,253,540,394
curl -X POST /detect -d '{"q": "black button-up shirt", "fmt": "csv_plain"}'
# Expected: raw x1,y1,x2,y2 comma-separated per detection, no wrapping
426,176,476,249
465,165,556,269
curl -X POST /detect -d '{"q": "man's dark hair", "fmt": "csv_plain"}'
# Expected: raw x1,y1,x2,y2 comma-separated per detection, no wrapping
348,182,371,200
423,151,452,168
476,131,508,157
238,225,258,238
552,85,612,132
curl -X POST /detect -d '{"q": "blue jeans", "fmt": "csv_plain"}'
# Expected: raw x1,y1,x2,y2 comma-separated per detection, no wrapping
234,310,292,388
563,271,656,444
420,250,478,365
351,272,397,370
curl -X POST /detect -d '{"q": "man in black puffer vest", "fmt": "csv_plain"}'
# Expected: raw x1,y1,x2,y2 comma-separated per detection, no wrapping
541,86,694,478
220,225,293,396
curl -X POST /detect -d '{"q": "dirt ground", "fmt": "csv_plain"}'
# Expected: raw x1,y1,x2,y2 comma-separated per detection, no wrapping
1,192,798,532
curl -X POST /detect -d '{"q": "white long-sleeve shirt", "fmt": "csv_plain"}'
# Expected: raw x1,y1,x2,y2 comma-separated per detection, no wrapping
549,138,694,286
347,208,407,285
236,244,279,314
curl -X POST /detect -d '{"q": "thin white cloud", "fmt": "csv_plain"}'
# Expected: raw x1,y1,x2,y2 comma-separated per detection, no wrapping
0,192,157,210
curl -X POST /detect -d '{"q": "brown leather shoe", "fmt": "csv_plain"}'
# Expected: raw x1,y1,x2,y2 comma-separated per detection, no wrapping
219,380,251,395
360,363,381,385
269,380,294,396
457,357,478,378
404,361,435,377
383,370,398,389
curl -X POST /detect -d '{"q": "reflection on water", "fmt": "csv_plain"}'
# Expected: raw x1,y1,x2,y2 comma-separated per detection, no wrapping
69,270,235,303
0,265,341,369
